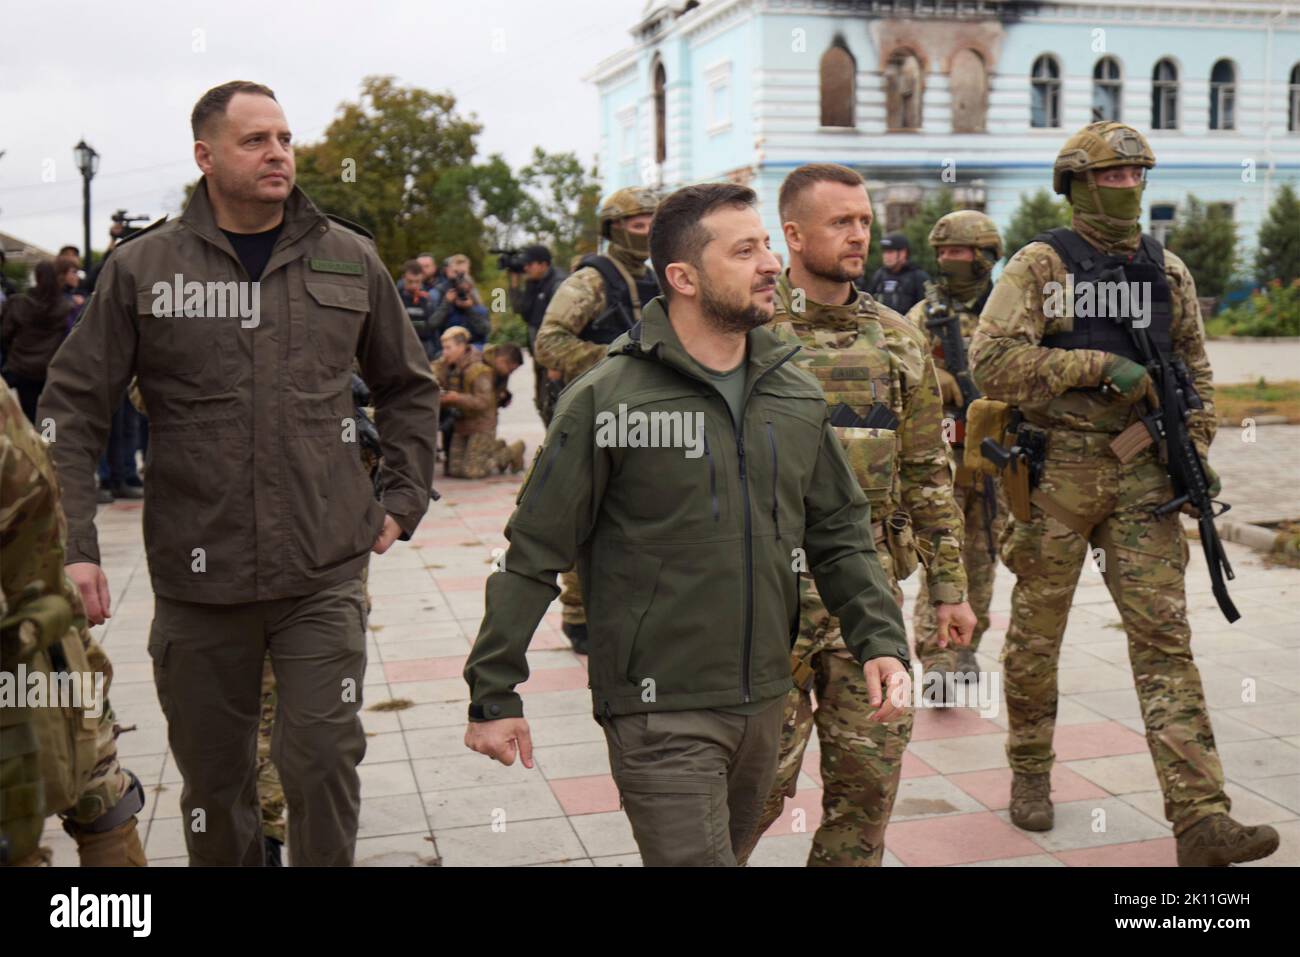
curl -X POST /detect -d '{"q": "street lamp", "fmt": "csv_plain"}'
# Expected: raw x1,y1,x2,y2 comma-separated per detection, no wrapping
73,140,99,272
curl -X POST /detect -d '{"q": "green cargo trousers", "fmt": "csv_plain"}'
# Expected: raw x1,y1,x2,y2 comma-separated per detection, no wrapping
598,701,784,866
148,576,369,866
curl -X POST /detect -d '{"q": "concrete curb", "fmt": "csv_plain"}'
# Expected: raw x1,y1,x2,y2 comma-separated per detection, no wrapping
1219,521,1284,555
1216,414,1293,426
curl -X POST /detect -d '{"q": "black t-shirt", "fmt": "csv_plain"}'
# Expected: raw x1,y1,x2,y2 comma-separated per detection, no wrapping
221,222,284,281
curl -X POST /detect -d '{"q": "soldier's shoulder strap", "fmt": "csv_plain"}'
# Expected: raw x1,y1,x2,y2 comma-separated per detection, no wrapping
114,215,170,248
577,254,628,301
326,214,375,241
1031,227,1100,273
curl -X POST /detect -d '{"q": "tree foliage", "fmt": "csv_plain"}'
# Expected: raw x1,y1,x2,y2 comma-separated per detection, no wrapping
1255,182,1300,287
1167,195,1238,302
1003,189,1072,262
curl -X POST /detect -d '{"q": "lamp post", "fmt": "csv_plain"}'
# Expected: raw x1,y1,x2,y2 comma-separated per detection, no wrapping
73,140,99,272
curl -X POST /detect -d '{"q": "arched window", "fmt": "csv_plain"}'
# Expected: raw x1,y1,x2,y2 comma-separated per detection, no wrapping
1152,58,1179,130
653,59,667,164
950,49,988,132
820,40,856,127
1290,64,1300,132
885,49,924,130
1210,59,1236,130
1031,55,1061,128
1092,56,1122,122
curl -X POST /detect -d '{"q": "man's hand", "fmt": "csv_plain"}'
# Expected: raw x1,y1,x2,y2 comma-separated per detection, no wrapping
864,657,911,723
442,390,460,405
66,562,111,626
1100,355,1152,405
465,717,534,768
546,368,563,382
371,514,402,555
935,601,977,648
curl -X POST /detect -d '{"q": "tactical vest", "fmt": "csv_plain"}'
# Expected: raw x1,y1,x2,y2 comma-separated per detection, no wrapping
787,321,901,511
1034,227,1173,361
577,255,661,345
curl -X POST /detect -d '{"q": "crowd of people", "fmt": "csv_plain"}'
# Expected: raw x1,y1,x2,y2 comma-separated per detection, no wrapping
1,76,1279,873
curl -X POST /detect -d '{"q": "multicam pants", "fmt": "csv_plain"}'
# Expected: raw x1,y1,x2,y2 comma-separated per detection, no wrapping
735,548,913,867
448,434,521,479
914,476,1005,671
1000,430,1229,834
61,632,134,828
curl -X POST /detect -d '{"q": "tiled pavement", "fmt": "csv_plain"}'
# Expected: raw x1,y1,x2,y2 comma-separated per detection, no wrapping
37,360,1300,867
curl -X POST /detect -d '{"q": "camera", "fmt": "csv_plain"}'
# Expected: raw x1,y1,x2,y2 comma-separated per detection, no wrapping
111,209,150,227
491,247,527,274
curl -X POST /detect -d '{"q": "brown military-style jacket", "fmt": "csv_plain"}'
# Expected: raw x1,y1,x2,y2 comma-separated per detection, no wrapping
38,180,440,604
432,355,496,435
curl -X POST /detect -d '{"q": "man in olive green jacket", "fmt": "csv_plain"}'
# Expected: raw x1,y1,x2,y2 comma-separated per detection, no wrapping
464,183,911,866
38,81,439,866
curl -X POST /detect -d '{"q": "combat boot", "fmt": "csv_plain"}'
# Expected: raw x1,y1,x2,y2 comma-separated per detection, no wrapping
562,622,589,655
64,817,147,866
1176,814,1279,867
1009,772,1054,831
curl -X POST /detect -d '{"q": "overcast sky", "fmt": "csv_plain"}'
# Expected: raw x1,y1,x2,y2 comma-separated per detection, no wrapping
0,0,648,255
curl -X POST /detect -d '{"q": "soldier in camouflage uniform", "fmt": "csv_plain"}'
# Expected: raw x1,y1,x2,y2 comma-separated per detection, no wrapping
1,385,147,866
905,212,1007,683
970,121,1278,865
534,188,661,654
734,165,975,867
433,327,523,478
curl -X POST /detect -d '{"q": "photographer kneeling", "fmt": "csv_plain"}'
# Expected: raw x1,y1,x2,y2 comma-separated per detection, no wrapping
433,327,524,478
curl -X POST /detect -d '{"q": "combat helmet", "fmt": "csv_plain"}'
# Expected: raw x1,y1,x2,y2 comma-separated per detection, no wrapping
598,187,659,238
1052,121,1155,197
928,210,1003,262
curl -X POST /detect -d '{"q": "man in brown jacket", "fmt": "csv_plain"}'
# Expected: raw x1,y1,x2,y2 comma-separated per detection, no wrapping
37,80,440,866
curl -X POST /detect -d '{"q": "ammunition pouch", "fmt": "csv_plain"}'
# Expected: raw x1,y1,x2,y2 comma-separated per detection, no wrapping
834,426,897,510
963,398,1014,478
883,509,920,582
15,619,102,818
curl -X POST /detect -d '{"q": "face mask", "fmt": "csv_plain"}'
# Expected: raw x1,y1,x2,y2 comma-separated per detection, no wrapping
1071,176,1143,249
938,258,986,301
609,223,650,262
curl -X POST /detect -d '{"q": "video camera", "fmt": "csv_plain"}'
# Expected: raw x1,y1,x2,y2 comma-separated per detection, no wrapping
491,247,527,274
111,209,150,228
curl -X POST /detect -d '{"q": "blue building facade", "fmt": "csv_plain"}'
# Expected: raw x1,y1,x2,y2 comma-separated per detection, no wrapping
589,0,1300,270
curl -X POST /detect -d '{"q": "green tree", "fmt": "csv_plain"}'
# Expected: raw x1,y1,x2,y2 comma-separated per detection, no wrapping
515,148,602,269
1002,189,1072,262
1167,195,1238,302
1255,182,1300,286
290,76,499,273
900,190,956,277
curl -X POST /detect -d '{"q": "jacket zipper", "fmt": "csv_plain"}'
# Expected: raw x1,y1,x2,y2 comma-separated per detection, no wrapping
737,347,800,704
766,420,781,542
703,426,719,521
525,431,567,512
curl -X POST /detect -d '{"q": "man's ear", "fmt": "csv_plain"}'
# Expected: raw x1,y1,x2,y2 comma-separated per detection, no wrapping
194,141,214,176
665,262,697,299
783,221,803,255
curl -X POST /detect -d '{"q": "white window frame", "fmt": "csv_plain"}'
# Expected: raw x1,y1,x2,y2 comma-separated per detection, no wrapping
704,59,733,136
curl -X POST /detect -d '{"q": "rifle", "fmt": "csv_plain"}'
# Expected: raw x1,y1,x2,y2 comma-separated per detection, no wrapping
923,288,980,416
925,285,997,551
352,373,442,504
1109,299,1239,623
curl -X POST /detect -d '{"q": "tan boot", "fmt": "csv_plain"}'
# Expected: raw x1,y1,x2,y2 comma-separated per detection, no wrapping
1176,814,1279,867
65,816,148,867
507,440,525,474
1009,772,1054,831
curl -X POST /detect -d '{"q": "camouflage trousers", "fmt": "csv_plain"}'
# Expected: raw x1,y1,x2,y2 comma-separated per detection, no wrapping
1000,434,1229,834
559,568,585,626
60,632,134,828
448,433,520,479
256,566,370,843
736,549,912,867
257,655,286,843
914,476,1005,671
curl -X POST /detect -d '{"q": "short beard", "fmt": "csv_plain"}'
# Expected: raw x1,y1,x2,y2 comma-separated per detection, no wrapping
699,275,772,334
208,166,290,207
802,245,863,284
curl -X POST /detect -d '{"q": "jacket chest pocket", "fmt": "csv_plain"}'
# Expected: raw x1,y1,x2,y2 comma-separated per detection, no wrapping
294,274,369,391
135,288,238,395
